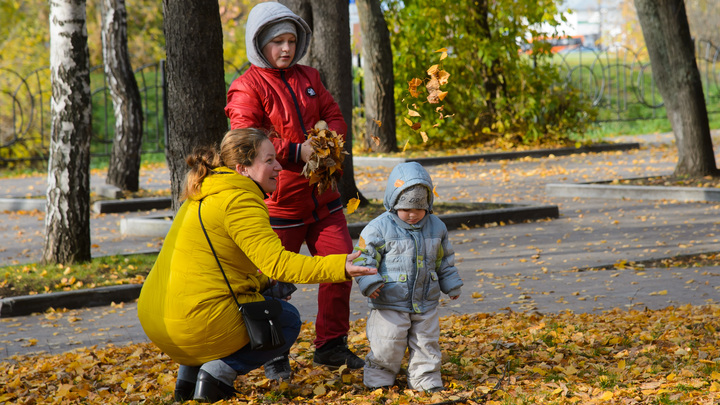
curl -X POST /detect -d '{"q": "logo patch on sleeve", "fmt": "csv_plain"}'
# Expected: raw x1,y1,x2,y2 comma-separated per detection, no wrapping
306,87,317,97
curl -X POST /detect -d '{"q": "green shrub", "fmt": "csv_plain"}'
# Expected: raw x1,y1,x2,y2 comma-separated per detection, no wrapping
385,0,598,149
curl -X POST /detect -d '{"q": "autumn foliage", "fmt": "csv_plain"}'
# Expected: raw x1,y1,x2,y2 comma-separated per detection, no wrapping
2,305,719,404
302,123,348,195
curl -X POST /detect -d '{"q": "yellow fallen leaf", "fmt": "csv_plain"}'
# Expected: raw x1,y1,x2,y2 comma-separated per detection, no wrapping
599,391,613,400
347,197,360,215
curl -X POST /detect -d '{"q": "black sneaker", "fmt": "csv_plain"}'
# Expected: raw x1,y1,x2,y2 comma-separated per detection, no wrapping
263,355,292,381
313,336,365,369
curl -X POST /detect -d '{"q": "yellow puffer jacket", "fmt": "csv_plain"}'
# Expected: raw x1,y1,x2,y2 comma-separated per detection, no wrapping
137,167,348,366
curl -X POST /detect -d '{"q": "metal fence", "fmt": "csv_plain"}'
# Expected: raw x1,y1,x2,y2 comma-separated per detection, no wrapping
1,39,719,165
0,61,249,164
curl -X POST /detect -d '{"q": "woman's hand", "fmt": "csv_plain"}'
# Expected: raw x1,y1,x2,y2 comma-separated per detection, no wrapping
344,250,377,278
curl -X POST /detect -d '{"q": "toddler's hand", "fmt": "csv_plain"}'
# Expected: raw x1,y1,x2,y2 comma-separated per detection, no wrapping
450,295,460,300
368,285,383,299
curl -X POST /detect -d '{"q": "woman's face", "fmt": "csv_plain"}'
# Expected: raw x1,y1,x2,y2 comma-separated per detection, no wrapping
239,139,282,193
262,33,297,69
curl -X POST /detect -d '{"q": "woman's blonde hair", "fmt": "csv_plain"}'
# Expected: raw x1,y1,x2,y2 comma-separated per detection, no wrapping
181,128,270,201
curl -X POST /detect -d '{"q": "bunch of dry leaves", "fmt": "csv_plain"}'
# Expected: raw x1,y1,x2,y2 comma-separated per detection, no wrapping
2,305,719,404
302,122,348,195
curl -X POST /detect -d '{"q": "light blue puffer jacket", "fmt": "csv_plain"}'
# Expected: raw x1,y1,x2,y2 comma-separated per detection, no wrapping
353,162,463,313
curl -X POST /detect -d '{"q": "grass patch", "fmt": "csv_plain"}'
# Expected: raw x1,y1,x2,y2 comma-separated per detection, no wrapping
0,253,156,298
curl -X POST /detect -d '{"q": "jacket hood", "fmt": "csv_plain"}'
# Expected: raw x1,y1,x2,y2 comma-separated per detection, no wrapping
383,162,434,212
192,167,265,201
245,2,312,70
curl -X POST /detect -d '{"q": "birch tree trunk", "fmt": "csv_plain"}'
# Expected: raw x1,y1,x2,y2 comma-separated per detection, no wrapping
102,0,144,192
163,0,228,210
635,0,718,176
44,0,92,264
357,0,397,153
281,0,367,204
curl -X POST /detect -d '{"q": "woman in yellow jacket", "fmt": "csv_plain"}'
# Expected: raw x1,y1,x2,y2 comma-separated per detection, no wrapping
137,128,376,402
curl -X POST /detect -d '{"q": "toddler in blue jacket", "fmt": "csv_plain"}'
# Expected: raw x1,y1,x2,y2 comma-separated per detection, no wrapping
354,162,463,392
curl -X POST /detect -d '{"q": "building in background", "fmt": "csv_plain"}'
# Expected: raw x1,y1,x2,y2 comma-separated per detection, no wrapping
555,0,624,50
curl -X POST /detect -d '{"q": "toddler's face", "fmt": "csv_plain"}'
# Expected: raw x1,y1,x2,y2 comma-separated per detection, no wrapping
262,33,297,69
396,208,426,225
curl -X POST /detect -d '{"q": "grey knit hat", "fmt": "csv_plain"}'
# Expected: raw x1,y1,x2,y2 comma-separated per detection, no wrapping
394,185,429,210
257,20,298,51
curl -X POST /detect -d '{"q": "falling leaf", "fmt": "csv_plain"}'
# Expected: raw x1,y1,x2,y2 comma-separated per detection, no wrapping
408,109,421,117
373,119,382,127
420,131,429,142
402,139,410,151
437,69,450,85
408,78,422,98
347,195,360,215
394,179,405,187
370,136,380,146
432,185,439,197
435,47,448,60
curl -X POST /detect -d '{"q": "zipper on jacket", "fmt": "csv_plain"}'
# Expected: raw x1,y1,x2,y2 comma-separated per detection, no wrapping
280,70,308,137
410,230,423,313
280,70,321,215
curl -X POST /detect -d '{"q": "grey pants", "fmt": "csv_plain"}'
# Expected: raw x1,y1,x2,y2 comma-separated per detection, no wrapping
363,307,442,391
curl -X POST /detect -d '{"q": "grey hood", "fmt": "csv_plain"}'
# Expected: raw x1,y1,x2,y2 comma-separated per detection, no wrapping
383,162,435,213
245,2,312,69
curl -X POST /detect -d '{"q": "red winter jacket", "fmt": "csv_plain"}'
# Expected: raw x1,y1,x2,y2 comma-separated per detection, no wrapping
225,64,348,226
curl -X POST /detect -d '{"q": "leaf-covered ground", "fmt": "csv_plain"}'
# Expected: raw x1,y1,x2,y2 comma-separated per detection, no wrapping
2,305,719,404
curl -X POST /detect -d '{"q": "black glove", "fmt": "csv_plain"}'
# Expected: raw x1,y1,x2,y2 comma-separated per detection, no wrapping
263,281,298,299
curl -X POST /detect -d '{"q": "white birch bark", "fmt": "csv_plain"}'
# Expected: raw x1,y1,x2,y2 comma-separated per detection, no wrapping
44,0,92,264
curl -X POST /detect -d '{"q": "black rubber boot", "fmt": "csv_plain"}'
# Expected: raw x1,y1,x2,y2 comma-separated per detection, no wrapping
173,379,196,401
193,369,237,403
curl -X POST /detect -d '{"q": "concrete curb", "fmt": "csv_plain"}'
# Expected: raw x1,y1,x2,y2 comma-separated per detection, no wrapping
0,284,142,317
1,203,559,317
353,142,640,167
93,197,171,214
546,182,720,202
0,198,45,211
121,203,561,239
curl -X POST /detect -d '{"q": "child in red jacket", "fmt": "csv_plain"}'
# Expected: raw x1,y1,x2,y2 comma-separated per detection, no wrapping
224,1,362,381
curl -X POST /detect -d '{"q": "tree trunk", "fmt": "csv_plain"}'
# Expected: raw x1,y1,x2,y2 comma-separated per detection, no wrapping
356,0,396,153
474,0,498,127
281,0,367,205
44,0,92,264
163,0,228,210
102,0,144,192
635,0,718,177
